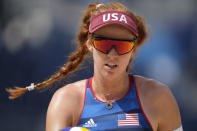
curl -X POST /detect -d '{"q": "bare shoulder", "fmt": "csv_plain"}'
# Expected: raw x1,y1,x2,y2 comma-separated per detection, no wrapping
54,79,87,101
46,79,87,131
134,75,182,131
134,75,171,98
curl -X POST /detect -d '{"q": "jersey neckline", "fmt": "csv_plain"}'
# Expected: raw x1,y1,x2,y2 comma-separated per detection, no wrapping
88,74,132,103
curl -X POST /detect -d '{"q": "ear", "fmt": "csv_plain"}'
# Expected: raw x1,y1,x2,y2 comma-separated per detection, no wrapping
86,39,93,53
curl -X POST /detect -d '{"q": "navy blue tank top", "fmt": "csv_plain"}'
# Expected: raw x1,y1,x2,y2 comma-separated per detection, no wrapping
77,74,153,131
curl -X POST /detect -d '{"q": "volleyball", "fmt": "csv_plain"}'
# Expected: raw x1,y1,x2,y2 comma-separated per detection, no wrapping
60,127,90,131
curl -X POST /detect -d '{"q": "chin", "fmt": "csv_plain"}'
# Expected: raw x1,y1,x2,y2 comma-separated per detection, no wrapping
102,70,121,78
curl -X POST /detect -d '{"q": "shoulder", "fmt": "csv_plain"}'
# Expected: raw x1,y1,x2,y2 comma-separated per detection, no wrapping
46,79,87,130
53,79,87,101
134,75,182,130
134,75,171,99
50,79,87,114
134,75,177,109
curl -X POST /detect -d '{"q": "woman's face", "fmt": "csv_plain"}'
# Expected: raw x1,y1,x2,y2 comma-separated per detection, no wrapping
88,24,136,78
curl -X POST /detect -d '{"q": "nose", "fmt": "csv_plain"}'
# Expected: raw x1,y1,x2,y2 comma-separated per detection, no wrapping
107,47,119,56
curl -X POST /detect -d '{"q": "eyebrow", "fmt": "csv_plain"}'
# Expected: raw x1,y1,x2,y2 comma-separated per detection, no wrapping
91,34,136,42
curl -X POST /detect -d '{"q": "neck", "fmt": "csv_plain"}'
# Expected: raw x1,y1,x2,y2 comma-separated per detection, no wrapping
92,72,130,103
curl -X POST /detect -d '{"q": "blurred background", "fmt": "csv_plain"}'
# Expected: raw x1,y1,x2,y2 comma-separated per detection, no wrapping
0,0,196,130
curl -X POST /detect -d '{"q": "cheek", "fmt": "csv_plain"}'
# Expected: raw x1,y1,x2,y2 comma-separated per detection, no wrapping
119,53,132,68
122,53,132,63
92,49,105,64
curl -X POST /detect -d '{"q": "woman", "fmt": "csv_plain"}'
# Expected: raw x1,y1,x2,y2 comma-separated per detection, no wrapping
7,2,182,131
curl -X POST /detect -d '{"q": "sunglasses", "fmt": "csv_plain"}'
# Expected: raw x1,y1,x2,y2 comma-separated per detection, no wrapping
91,34,136,55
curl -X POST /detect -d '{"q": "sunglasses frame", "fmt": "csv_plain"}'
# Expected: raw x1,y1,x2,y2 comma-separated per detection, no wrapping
91,34,136,55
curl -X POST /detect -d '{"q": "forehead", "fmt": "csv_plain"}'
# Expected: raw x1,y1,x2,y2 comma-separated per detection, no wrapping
93,24,135,40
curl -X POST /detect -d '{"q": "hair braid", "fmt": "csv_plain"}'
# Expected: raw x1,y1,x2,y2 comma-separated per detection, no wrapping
6,2,100,100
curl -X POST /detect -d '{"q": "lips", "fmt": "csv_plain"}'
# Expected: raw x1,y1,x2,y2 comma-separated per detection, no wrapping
104,63,118,70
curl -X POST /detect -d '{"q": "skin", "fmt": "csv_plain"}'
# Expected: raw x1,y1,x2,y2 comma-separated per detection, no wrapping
46,24,182,131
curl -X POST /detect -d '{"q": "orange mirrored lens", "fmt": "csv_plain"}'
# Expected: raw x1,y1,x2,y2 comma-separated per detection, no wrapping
93,40,134,55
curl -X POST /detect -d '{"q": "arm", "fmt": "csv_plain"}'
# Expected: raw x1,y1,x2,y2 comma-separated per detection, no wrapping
134,76,182,131
46,86,76,131
156,85,182,131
